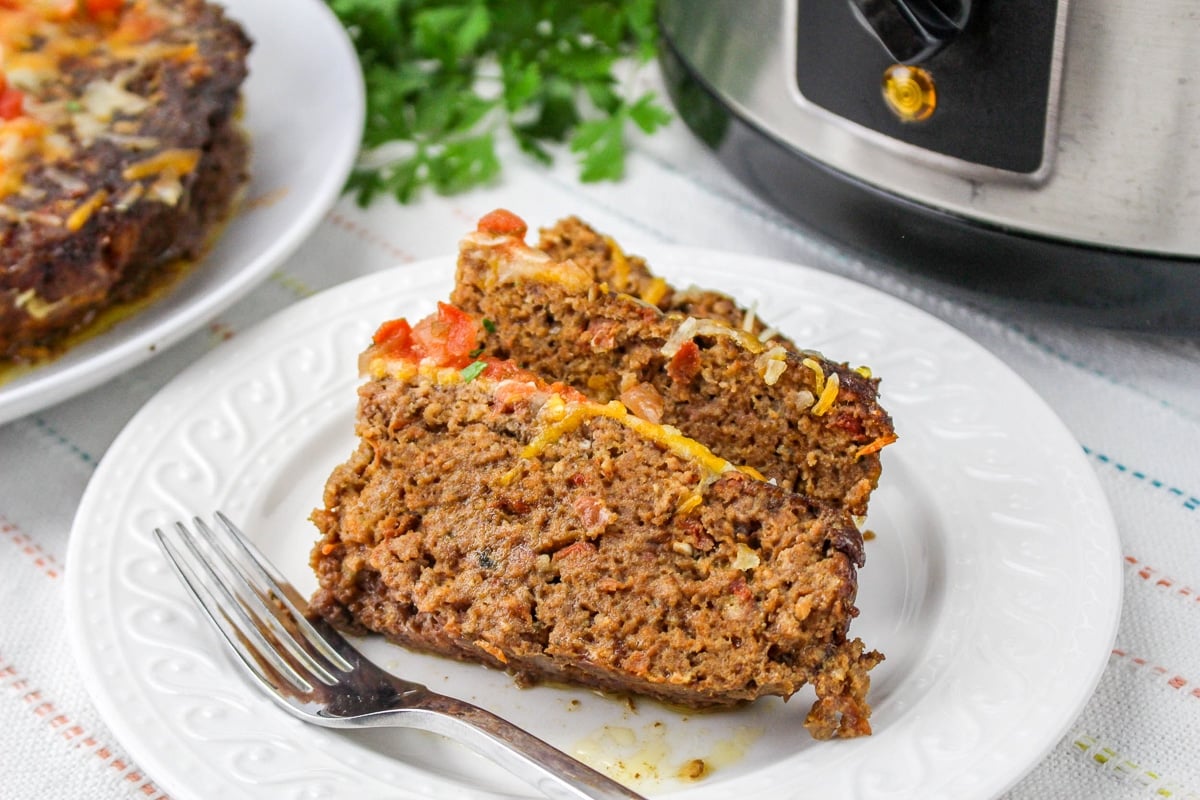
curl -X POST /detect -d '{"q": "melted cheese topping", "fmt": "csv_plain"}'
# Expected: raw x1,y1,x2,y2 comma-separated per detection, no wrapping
0,1,200,214
370,351,767,489
521,397,764,482
463,231,595,295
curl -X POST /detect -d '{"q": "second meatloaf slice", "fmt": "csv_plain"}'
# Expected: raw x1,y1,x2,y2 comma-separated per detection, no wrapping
451,210,897,517
310,302,882,739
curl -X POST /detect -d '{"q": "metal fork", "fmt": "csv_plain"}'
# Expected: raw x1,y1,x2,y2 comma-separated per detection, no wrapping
153,512,646,800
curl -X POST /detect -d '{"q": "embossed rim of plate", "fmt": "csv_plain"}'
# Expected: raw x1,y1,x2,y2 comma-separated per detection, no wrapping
65,247,1123,800
0,0,365,425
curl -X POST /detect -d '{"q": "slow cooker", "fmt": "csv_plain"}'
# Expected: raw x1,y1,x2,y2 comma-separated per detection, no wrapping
658,0,1200,328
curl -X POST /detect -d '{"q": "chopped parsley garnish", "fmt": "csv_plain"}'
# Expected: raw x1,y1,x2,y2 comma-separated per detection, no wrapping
460,360,487,381
329,0,670,205
482,317,497,334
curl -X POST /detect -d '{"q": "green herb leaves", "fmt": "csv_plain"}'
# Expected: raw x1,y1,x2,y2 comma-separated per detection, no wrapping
571,93,672,182
459,360,487,382
330,0,669,205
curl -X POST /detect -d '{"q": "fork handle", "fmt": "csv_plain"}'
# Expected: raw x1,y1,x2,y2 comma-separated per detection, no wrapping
358,690,648,800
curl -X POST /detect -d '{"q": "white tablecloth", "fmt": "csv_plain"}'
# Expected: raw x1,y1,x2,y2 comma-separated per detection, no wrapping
3,87,1200,800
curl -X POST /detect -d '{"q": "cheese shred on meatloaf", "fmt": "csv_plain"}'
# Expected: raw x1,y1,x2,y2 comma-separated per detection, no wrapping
452,210,897,518
310,302,883,739
0,0,251,361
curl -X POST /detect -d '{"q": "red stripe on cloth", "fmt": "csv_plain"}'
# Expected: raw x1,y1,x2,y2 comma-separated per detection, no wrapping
0,653,170,799
326,210,418,264
449,205,479,227
0,513,61,579
1123,555,1200,605
1110,649,1198,699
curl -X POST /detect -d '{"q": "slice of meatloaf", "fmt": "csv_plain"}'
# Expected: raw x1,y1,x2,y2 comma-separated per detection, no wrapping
0,0,251,362
310,302,882,739
538,215,788,344
451,210,897,518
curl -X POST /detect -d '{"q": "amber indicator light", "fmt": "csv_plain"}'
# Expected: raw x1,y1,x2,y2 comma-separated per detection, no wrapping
882,64,937,122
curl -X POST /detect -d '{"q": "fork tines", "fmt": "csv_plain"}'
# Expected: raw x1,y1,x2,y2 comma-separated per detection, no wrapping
153,512,352,697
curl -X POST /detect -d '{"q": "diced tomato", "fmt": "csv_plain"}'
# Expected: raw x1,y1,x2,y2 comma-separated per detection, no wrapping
666,340,702,384
476,208,527,239
729,575,753,603
370,304,484,367
491,376,539,409
482,359,530,385
0,87,24,121
84,0,125,17
112,7,167,42
554,541,596,562
548,381,587,402
573,495,610,530
408,302,481,368
586,318,618,351
371,317,413,356
827,411,866,437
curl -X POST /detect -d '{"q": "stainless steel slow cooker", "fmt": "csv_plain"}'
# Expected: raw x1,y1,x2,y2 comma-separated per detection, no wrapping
658,0,1200,327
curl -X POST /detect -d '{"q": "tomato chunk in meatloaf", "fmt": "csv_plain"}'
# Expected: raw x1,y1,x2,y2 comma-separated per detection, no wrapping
309,302,883,739
451,210,897,518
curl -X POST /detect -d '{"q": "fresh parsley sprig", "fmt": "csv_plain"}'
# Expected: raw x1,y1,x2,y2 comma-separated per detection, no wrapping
330,0,671,206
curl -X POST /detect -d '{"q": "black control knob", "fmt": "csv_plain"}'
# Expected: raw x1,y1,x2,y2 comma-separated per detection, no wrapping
848,0,972,63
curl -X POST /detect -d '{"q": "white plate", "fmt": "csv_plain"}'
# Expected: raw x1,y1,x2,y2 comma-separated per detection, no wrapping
0,0,364,425
65,249,1123,800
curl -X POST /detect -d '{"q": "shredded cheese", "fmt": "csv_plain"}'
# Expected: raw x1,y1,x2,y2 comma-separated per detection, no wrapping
755,345,789,386
80,77,150,123
65,188,107,231
811,371,840,416
465,232,593,294
802,357,826,395
675,493,703,515
640,276,668,306
122,148,200,181
520,397,761,483
604,235,631,291
660,316,766,360
855,433,898,459
741,303,757,333
13,288,66,321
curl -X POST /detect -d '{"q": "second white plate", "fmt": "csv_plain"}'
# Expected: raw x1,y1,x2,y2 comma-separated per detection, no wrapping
65,248,1122,799
0,0,364,425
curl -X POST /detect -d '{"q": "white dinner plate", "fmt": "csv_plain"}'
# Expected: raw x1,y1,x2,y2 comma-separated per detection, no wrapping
65,248,1123,800
0,0,364,425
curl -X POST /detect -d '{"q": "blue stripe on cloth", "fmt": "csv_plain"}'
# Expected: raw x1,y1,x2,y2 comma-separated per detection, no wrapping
1083,445,1199,511
30,417,96,468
